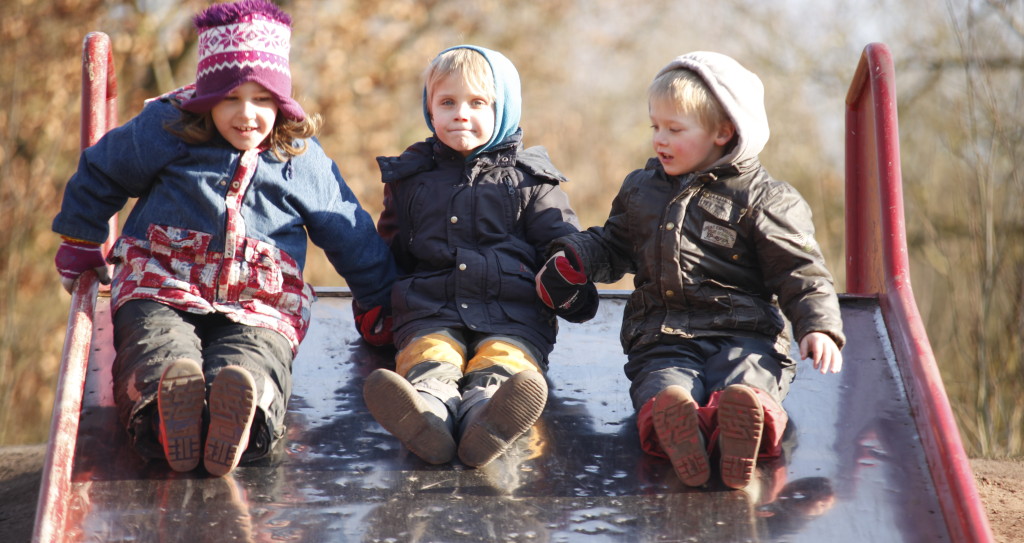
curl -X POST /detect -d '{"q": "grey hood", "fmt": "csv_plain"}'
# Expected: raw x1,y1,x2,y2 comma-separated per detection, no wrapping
655,52,769,167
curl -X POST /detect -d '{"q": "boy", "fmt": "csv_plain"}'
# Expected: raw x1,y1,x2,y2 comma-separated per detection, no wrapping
536,51,844,489
363,45,593,468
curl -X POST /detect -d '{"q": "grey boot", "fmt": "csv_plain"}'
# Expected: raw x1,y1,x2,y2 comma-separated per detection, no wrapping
457,370,548,468
363,368,457,464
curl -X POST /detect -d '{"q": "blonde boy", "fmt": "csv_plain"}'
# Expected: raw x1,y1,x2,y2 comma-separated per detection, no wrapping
364,46,589,467
537,52,844,489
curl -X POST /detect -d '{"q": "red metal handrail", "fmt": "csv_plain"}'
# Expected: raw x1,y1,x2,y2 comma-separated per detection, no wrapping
845,42,993,542
32,32,118,543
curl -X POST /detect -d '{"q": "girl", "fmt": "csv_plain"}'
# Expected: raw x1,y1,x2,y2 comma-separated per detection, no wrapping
53,0,397,476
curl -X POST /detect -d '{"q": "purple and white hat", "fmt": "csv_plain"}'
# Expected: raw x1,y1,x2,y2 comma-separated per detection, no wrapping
181,0,305,121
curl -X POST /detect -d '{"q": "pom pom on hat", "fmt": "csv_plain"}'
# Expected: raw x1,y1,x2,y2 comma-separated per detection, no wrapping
181,0,305,121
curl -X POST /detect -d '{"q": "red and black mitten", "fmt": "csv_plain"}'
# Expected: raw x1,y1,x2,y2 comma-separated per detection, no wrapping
54,237,111,293
352,302,394,347
535,247,599,323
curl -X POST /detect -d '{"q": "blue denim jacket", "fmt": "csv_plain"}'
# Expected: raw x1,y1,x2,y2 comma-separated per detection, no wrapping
53,98,397,322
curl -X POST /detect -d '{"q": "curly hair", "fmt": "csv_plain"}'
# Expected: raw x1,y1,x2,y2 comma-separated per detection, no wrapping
165,107,322,161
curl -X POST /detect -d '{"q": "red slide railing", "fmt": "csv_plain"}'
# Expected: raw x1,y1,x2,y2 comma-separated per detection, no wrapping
32,32,118,543
845,42,993,542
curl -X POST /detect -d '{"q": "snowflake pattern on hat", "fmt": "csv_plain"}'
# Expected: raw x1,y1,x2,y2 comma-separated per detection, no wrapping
181,0,305,121
196,15,290,79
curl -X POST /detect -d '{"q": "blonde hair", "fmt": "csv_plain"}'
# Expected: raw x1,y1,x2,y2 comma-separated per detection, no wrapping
166,108,323,162
424,48,495,104
648,68,729,132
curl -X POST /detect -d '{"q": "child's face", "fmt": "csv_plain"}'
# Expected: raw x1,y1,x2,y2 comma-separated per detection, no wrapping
212,81,279,151
428,74,495,157
649,98,734,176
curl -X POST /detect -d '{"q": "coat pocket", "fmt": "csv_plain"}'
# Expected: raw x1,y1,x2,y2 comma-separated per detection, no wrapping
700,278,785,336
140,225,215,291
238,238,307,314
495,252,536,306
240,238,285,295
392,271,448,328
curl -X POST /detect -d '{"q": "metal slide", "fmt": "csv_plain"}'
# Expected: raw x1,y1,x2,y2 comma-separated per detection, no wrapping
32,37,994,542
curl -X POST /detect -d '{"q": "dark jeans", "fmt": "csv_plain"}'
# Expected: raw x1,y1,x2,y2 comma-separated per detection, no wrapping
625,335,796,411
112,299,293,463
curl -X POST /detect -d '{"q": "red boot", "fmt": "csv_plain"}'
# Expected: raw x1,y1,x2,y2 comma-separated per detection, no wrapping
651,386,710,487
717,385,765,489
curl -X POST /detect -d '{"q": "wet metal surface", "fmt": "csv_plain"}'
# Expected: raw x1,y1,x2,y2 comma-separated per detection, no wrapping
64,291,948,542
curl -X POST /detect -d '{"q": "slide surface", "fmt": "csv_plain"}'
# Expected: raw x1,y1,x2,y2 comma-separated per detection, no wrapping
44,290,950,542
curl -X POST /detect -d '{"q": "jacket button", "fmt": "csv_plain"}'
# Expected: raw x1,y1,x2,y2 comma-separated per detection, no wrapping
450,216,458,224
665,222,675,231
461,303,468,309
665,290,675,297
459,263,467,271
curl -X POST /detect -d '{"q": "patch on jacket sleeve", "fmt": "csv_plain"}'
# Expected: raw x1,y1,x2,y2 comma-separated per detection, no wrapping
785,231,820,253
698,192,733,221
701,221,737,248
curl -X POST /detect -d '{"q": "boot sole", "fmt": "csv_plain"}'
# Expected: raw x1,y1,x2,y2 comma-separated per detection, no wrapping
652,386,709,487
204,366,257,477
363,369,456,464
458,370,547,468
718,385,764,489
157,359,205,473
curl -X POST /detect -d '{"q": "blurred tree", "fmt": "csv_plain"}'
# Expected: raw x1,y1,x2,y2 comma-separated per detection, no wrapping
892,0,1024,456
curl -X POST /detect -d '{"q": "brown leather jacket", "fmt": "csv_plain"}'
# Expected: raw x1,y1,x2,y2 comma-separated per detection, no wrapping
555,156,845,355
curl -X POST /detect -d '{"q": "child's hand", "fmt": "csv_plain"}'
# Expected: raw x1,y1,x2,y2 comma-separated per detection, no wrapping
535,248,598,323
54,238,111,294
799,332,843,374
353,304,393,347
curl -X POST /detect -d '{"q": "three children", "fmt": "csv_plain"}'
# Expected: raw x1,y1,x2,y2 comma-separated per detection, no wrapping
53,0,397,476
536,51,845,489
55,0,843,492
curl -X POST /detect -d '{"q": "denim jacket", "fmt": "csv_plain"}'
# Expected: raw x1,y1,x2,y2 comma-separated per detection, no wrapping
53,97,397,350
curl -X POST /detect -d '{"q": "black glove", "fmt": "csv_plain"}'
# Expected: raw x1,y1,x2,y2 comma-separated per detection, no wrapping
535,247,598,323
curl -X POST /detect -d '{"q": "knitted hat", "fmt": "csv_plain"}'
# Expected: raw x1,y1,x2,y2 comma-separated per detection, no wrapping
181,0,305,121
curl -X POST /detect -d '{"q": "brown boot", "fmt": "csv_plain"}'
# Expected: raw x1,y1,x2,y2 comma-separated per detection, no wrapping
458,370,547,468
718,384,764,489
204,366,257,477
652,385,709,487
157,358,205,472
363,369,457,464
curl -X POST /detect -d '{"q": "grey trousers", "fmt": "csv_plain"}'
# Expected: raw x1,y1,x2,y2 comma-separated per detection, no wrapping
112,300,293,463
625,335,797,411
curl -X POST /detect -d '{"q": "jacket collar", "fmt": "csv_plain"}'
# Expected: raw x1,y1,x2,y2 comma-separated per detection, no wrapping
432,128,523,166
378,130,524,184
644,155,755,183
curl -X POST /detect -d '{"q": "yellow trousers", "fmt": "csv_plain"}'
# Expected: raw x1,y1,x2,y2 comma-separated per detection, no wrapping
395,329,542,378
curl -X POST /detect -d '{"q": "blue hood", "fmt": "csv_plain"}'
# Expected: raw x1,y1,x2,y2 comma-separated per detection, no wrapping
423,45,522,159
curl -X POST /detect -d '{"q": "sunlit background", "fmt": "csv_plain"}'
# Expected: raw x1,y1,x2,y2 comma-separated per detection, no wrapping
1,0,1021,457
